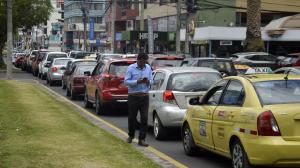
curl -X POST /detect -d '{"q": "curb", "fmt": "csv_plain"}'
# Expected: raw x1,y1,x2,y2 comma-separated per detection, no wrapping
34,80,188,168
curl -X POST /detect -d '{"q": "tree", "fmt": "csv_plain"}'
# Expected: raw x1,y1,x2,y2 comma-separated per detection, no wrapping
245,0,265,52
0,0,53,66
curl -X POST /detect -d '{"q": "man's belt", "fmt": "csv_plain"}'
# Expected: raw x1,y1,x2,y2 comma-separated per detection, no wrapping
128,93,149,96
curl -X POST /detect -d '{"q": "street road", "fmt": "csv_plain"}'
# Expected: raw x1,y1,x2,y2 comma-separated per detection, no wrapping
0,71,233,168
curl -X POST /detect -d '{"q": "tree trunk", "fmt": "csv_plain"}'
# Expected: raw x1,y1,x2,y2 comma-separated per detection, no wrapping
245,0,265,52
0,43,6,69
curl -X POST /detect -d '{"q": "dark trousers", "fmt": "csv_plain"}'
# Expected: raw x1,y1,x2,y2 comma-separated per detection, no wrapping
128,95,149,140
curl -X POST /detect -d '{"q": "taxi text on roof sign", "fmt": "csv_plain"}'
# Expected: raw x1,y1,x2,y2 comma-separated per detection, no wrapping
245,67,273,75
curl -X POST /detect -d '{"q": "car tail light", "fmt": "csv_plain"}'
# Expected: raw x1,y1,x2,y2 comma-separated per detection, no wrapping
257,111,281,136
73,77,84,86
51,67,58,72
293,59,300,66
163,90,177,105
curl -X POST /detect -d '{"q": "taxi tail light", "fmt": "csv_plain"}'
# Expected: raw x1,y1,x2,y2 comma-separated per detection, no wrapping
257,111,281,136
51,67,58,72
103,74,113,81
163,90,178,105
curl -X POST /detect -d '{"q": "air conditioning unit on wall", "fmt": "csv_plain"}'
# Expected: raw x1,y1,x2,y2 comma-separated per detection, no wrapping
126,20,134,31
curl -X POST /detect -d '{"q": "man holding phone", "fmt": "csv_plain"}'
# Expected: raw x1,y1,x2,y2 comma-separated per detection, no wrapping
124,53,153,147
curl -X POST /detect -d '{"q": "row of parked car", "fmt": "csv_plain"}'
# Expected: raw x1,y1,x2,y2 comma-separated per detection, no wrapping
14,49,300,168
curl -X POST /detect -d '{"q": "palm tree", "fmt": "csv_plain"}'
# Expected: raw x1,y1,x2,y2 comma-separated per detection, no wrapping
245,0,265,51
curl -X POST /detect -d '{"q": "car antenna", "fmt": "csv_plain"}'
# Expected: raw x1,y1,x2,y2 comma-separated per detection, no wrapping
284,69,291,88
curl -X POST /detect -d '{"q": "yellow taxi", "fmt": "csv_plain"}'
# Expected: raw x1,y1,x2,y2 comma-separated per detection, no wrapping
182,73,300,168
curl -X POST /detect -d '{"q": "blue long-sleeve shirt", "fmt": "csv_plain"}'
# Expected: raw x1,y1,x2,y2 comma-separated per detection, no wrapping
124,63,153,94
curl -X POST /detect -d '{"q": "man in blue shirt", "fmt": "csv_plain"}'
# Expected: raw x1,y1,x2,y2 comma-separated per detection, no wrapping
124,53,153,147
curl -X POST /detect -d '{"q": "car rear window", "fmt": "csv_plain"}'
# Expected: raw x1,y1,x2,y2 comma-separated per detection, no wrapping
74,52,93,59
254,80,300,105
152,58,183,67
167,72,221,92
101,54,122,60
109,62,133,77
47,54,67,62
54,59,72,65
198,60,235,74
75,65,95,75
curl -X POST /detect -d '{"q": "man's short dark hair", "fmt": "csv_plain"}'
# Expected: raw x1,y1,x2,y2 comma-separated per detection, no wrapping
137,53,148,60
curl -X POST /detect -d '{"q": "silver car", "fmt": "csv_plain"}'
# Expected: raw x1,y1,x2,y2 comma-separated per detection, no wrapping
47,58,73,86
274,66,300,74
40,52,68,80
148,67,221,140
232,52,277,69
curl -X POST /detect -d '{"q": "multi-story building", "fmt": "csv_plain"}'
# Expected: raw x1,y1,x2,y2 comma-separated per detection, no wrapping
64,0,106,51
105,0,140,53
46,0,64,51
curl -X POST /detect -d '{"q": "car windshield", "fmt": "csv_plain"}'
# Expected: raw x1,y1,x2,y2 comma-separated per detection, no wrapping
74,52,93,59
254,80,300,105
198,60,234,74
54,59,72,66
75,65,95,75
167,72,221,92
47,54,67,62
152,59,182,67
109,62,132,77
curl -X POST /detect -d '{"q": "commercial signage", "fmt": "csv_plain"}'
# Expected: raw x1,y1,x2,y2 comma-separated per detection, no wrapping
89,18,94,40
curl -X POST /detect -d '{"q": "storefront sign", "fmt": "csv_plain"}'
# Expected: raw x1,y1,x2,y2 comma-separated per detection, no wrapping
220,40,232,46
139,32,158,40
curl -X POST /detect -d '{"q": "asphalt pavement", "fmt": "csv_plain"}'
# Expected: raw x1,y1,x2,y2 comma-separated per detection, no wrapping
0,70,233,168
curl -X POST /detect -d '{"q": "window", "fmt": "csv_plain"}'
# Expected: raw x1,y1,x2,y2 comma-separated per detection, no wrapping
220,80,244,106
151,72,165,90
92,63,104,76
203,80,228,105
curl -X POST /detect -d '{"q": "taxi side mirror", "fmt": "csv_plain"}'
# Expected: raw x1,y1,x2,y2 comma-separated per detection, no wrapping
84,71,91,76
189,97,202,105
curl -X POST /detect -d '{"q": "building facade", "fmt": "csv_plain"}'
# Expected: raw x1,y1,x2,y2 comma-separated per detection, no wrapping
64,0,106,51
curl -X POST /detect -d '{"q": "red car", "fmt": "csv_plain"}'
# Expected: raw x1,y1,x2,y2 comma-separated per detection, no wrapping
84,59,136,114
148,54,184,69
66,64,96,100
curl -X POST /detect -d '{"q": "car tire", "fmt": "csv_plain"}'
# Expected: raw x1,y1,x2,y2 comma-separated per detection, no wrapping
231,140,252,168
84,90,93,108
182,124,197,156
70,87,76,100
38,73,41,79
153,114,166,140
46,77,49,84
62,81,66,89
66,87,71,97
49,79,54,86
95,92,106,115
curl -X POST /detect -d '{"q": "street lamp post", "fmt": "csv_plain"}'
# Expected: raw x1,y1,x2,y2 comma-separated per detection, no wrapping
81,7,87,51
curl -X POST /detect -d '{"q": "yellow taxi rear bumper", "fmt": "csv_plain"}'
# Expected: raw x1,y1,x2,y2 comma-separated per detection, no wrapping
243,136,300,167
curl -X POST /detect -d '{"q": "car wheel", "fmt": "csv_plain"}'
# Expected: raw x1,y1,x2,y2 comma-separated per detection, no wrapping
153,114,166,140
84,90,93,108
231,140,251,168
70,87,76,100
66,87,71,97
182,124,197,156
46,77,49,84
49,79,54,86
62,81,66,89
38,73,41,79
95,92,105,115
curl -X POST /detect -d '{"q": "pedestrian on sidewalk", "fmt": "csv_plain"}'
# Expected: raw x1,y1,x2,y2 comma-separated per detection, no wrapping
124,53,153,147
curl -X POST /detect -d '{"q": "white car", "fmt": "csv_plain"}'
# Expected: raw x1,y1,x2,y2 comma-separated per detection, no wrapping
148,67,222,140
40,52,68,80
46,58,73,86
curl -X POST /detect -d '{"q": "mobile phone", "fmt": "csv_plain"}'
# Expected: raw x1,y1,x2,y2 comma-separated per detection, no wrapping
143,77,148,81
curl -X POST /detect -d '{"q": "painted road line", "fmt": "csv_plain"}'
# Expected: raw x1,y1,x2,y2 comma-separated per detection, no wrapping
36,81,188,168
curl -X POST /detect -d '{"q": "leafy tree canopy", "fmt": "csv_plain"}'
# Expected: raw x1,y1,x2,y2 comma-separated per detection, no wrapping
0,0,53,53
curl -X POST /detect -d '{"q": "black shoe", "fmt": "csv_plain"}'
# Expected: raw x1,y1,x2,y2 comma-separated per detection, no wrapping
138,140,149,147
126,137,133,143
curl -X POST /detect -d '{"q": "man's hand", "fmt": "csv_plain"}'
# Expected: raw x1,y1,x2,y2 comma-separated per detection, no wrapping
137,78,149,85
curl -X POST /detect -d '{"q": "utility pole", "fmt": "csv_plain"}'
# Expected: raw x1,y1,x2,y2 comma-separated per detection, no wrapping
7,0,13,79
111,0,116,52
176,0,181,54
185,13,190,54
81,7,87,51
140,0,144,31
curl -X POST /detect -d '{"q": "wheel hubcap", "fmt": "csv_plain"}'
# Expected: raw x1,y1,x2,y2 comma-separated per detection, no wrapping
153,117,159,137
183,127,190,151
232,144,243,168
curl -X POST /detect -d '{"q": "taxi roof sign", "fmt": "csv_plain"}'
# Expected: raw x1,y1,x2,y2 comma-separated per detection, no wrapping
245,67,273,75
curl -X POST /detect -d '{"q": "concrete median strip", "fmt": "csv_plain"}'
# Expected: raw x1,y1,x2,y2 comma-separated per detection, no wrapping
35,80,188,168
